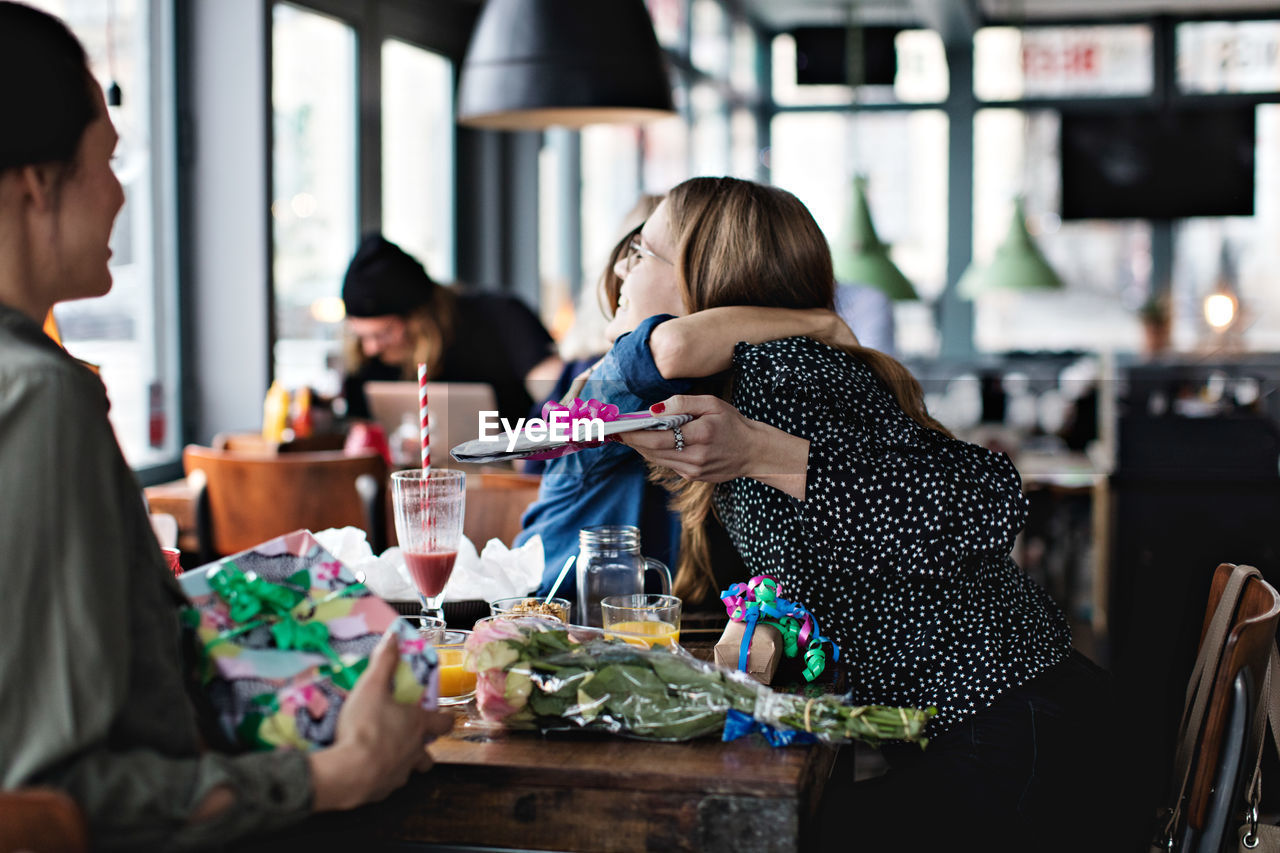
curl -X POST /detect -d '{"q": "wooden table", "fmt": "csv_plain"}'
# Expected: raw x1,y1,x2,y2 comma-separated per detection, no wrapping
272,634,842,852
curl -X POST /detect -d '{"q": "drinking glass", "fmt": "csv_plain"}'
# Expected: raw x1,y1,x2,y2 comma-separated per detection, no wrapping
430,628,475,706
601,594,682,649
391,469,466,625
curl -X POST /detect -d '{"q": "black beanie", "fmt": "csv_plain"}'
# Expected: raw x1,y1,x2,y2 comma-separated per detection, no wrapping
342,233,436,318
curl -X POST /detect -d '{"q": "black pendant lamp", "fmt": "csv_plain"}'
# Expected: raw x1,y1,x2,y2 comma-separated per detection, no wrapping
456,0,676,131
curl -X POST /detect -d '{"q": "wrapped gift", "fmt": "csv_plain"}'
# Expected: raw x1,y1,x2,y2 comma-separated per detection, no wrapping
718,576,840,685
714,619,783,684
179,529,438,751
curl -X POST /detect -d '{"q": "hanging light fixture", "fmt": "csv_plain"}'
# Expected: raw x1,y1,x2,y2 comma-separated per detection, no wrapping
456,0,676,131
832,176,918,301
958,198,1064,298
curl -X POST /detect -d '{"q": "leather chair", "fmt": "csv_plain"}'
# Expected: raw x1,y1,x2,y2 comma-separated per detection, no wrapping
460,471,542,548
0,788,88,853
1170,563,1280,852
182,444,387,562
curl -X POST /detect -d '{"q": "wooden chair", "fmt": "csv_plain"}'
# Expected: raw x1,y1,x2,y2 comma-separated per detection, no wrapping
460,470,542,549
1165,563,1280,852
211,431,346,456
0,788,88,853
182,445,388,562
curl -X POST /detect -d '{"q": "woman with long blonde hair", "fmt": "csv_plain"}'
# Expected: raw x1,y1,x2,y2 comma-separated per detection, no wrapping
614,176,1107,850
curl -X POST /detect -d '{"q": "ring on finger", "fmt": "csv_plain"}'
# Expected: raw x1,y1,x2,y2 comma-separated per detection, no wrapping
673,426,685,452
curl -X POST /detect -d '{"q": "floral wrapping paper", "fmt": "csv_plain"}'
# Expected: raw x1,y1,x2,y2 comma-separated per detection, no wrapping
178,529,439,751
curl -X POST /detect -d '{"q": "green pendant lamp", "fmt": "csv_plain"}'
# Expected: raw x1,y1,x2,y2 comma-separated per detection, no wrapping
958,198,1064,298
456,0,675,130
832,176,918,301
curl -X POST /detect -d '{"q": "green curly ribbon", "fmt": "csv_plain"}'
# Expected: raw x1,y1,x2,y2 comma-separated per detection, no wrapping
272,617,331,653
200,562,369,687
206,562,304,622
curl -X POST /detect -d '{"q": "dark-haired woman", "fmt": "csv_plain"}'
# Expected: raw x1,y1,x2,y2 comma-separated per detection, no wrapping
610,176,1109,850
0,4,452,849
340,233,559,423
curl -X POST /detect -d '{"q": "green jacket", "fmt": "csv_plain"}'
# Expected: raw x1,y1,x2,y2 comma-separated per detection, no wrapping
0,303,311,850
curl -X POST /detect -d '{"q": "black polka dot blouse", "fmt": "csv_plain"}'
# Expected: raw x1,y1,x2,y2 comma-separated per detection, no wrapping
715,337,1073,734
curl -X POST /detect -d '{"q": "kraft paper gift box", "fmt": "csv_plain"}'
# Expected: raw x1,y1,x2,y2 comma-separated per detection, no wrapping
714,620,783,685
178,529,439,751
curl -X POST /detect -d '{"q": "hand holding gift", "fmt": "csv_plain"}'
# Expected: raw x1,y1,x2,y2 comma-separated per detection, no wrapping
180,530,443,752
311,633,455,811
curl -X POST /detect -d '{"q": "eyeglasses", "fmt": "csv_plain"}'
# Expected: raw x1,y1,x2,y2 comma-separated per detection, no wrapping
621,236,672,274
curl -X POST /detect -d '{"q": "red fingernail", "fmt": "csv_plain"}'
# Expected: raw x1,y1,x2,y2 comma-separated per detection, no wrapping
650,402,666,414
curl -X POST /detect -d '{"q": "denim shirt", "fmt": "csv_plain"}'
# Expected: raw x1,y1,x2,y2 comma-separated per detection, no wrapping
515,314,690,598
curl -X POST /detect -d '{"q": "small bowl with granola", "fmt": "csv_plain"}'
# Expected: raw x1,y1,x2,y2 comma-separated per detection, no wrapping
489,595,571,624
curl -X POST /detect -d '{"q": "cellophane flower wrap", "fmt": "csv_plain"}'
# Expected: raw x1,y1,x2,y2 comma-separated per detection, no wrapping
467,617,934,747
179,530,439,751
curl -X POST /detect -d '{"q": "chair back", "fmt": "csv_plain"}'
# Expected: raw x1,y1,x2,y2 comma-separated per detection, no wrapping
182,444,388,560
1180,563,1280,847
461,471,542,548
0,788,88,853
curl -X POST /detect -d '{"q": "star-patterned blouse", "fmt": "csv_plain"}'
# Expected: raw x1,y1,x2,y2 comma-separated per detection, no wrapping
715,337,1072,734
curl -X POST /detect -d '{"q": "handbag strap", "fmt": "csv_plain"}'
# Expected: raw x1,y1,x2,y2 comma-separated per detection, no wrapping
1159,564,1259,847
1241,644,1280,848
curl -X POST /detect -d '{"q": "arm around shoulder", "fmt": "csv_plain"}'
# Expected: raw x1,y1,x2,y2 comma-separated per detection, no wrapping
648,307,855,379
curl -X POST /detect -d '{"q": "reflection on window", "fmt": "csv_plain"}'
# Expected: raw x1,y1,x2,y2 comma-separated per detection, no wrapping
894,30,948,103
641,106,690,194
645,0,685,51
382,39,454,281
690,0,728,75
971,109,1150,353
730,107,758,180
1178,21,1280,94
690,82,728,175
271,4,356,395
770,110,947,356
581,125,642,299
1171,105,1280,351
974,26,1153,101
33,0,178,469
730,20,757,95
773,30,947,106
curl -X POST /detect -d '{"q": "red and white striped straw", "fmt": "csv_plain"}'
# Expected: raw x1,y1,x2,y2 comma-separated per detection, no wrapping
417,362,430,471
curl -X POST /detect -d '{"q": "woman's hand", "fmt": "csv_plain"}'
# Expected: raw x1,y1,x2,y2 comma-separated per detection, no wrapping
618,395,810,500
310,631,455,812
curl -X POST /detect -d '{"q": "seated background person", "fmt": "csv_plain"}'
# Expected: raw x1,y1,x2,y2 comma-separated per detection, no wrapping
341,233,559,424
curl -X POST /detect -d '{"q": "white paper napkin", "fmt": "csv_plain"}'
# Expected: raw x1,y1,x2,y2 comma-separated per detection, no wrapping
313,526,545,603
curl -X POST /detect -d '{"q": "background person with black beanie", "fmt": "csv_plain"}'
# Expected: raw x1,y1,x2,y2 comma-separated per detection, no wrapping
340,233,559,424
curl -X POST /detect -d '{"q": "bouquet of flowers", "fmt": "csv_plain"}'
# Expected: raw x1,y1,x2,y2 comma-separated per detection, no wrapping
467,617,934,747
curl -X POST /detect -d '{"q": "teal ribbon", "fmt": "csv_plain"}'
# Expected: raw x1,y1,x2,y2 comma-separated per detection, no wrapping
720,575,839,682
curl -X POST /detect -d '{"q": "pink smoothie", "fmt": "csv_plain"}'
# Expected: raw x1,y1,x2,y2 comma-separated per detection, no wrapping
403,550,458,598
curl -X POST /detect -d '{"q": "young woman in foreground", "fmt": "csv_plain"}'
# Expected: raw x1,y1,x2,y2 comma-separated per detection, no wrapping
0,4,451,848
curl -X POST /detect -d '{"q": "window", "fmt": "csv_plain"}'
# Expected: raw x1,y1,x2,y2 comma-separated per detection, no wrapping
971,109,1150,353
1170,105,1280,351
974,25,1154,101
1177,21,1280,94
772,29,947,107
771,110,948,355
270,4,356,395
382,39,454,282
32,0,179,470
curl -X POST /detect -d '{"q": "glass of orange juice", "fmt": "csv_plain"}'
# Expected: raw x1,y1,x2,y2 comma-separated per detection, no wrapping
430,627,475,706
601,594,681,649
